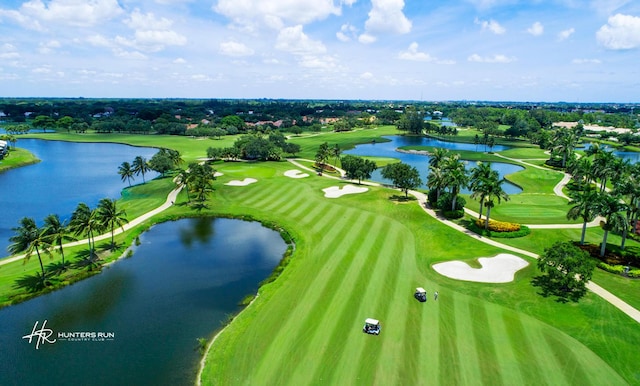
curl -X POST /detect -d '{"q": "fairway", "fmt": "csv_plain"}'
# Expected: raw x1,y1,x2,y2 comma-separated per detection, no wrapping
200,161,637,385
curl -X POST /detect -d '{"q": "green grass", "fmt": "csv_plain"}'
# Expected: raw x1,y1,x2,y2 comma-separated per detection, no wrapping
200,161,637,385
0,148,39,172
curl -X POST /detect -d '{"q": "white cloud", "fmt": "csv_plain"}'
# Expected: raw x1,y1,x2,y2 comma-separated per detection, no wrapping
113,48,148,60
468,53,516,63
298,55,341,70
214,0,353,29
0,8,45,31
219,41,255,57
475,18,505,34
118,9,187,52
38,40,61,54
275,25,326,55
173,58,187,64
86,34,112,47
596,13,640,49
20,0,123,28
358,33,377,44
399,42,432,61
362,0,412,39
590,0,631,15
572,58,602,64
337,23,357,42
360,71,374,80
527,22,544,36
558,28,575,41
0,52,21,59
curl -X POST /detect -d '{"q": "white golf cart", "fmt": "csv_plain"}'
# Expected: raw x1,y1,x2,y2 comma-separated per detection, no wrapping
363,318,381,335
414,287,427,302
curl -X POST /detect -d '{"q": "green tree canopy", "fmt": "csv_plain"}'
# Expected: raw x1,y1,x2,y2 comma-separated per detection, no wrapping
381,162,422,197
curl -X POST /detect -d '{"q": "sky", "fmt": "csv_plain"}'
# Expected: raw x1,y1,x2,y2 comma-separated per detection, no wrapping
0,0,639,102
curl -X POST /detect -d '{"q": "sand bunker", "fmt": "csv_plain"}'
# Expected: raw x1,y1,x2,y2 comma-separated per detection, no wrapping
225,178,257,186
284,169,309,179
432,253,528,283
214,172,224,177
322,184,368,198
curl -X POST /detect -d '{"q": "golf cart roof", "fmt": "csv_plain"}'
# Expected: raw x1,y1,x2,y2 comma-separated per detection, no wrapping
364,318,379,325
415,287,426,294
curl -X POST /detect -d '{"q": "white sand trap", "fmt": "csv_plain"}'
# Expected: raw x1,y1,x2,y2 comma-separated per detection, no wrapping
214,172,224,177
322,184,368,198
284,169,309,179
432,253,529,283
225,178,257,186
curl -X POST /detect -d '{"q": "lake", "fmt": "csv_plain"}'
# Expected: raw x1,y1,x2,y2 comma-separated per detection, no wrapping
0,218,287,386
344,136,523,194
0,139,158,255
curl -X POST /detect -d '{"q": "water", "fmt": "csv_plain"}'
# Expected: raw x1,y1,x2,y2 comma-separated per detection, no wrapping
0,139,159,254
0,218,287,386
344,136,522,194
576,142,640,164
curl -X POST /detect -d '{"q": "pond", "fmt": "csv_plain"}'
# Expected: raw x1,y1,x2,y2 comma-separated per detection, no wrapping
576,142,640,164
0,217,287,386
0,139,158,254
344,136,523,194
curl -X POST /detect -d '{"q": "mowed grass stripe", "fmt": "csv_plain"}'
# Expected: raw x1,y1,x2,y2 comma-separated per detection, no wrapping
502,311,555,385
270,188,308,217
468,301,503,386
486,306,525,385
254,209,367,384
299,218,390,384
544,333,592,385
418,287,441,385
253,183,299,212
453,295,483,385
439,293,461,384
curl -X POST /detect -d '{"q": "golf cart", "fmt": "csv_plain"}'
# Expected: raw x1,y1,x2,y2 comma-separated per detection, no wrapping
362,318,381,335
414,287,427,302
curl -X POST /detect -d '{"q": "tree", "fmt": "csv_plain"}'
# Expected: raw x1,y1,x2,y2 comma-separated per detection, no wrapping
118,161,135,187
8,217,51,281
566,187,600,245
149,151,173,177
132,156,151,183
550,128,578,168
469,162,496,219
442,154,469,211
482,175,510,230
42,214,73,268
381,162,422,197
315,142,330,170
594,192,627,257
340,155,377,184
189,163,217,205
331,144,341,166
175,168,193,202
32,115,56,133
533,241,596,302
282,142,301,156
396,106,424,134
427,165,447,202
220,115,245,131
57,116,75,132
97,198,128,249
69,203,100,258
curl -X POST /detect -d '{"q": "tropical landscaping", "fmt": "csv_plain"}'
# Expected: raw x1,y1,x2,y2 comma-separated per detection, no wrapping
1,100,640,385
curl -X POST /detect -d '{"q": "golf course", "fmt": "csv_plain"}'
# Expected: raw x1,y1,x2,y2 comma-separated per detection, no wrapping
2,126,640,385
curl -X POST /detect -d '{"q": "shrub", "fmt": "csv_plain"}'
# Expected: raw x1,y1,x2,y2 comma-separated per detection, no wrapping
443,210,464,219
475,218,521,232
436,192,465,211
468,220,530,238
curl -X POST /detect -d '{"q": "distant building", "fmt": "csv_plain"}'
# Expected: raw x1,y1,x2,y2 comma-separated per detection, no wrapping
0,140,8,159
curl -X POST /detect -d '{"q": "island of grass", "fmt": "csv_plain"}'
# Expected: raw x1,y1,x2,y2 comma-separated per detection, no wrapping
0,147,39,173
0,126,639,385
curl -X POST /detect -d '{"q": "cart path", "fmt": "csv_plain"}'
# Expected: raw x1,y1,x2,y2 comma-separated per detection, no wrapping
0,184,183,266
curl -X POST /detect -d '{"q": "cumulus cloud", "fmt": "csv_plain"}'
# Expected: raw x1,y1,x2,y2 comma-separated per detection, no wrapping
117,9,187,52
527,22,544,36
558,28,575,41
360,0,411,41
475,18,505,34
214,0,353,30
18,0,123,28
173,57,187,64
596,13,640,49
468,53,516,63
337,23,357,42
276,25,326,54
219,41,254,57
397,42,454,64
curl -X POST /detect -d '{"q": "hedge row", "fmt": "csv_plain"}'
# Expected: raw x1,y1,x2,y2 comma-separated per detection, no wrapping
597,261,640,278
475,218,521,232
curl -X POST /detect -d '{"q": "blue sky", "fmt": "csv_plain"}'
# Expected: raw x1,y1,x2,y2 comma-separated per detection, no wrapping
0,0,639,102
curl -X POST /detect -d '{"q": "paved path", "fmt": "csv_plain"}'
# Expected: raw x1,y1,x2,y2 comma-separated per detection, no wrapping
0,185,183,267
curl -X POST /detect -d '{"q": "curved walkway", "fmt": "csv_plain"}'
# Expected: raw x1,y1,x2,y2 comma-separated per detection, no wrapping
0,185,183,267
287,158,640,324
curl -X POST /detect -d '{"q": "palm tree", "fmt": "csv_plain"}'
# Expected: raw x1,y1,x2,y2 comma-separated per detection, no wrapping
175,168,192,202
482,175,510,230
428,148,449,169
612,166,640,250
331,144,341,166
69,203,100,258
442,155,469,211
42,214,74,267
97,198,128,249
168,149,184,168
118,161,135,187
189,163,217,204
8,217,51,281
469,162,497,219
592,150,616,192
566,187,600,245
567,157,593,188
427,165,447,202
595,192,627,257
132,156,151,183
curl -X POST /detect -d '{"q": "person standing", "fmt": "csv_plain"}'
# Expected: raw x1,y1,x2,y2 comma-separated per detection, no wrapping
434,291,438,301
